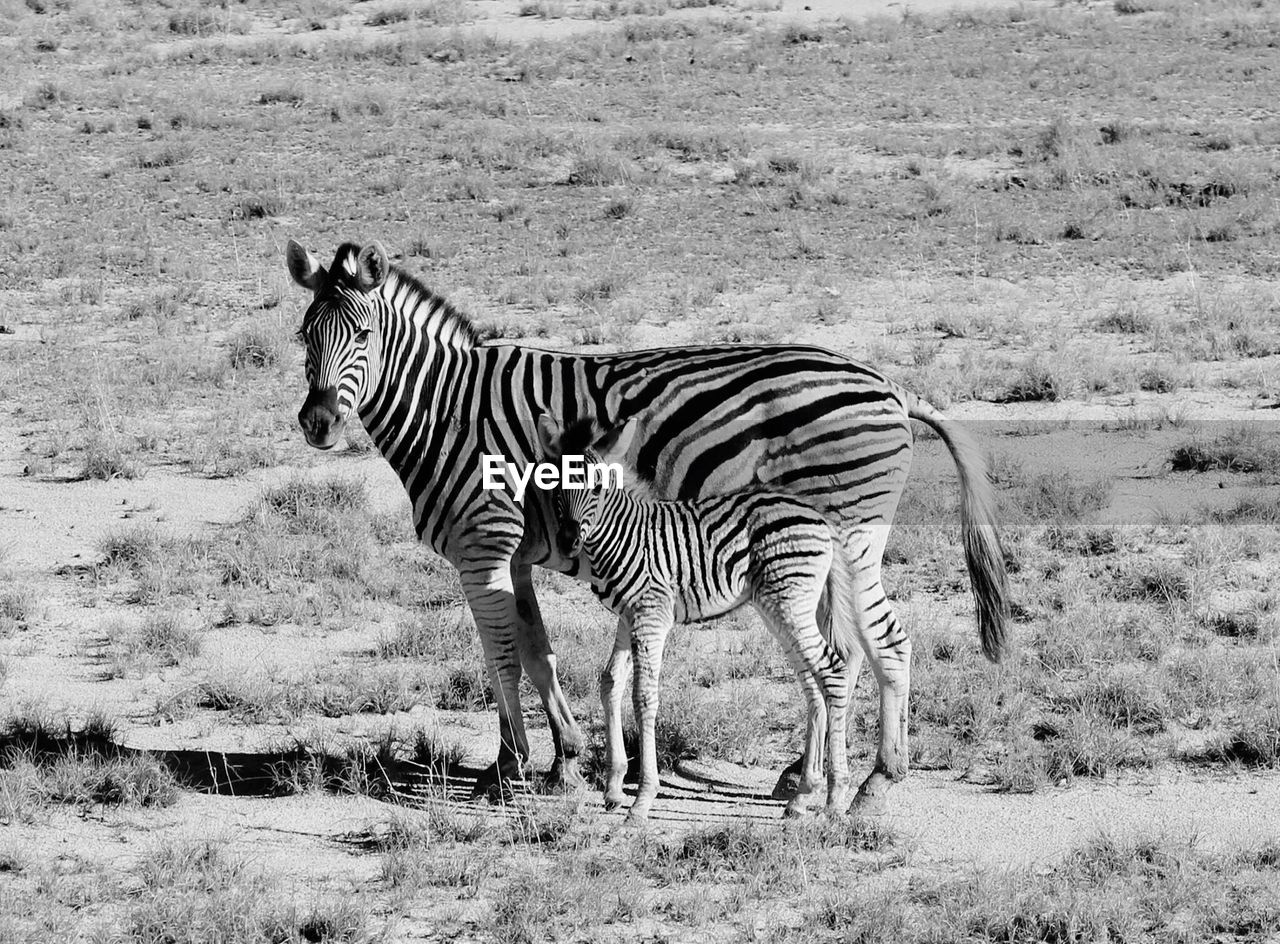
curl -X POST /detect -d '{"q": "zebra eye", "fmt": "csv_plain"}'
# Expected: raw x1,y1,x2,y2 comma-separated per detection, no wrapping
355,328,371,344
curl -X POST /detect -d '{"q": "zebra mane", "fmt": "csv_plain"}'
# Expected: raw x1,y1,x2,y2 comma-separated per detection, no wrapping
330,243,480,350
559,418,597,457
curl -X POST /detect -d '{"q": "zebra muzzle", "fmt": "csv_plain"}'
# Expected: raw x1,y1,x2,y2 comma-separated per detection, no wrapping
298,386,344,449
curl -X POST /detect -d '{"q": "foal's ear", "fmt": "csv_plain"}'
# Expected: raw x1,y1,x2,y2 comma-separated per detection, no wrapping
536,414,563,460
286,238,326,293
355,241,390,292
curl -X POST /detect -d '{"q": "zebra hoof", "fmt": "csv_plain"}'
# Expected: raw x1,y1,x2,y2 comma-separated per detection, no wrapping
603,790,626,811
545,757,587,795
784,791,823,819
621,811,650,829
470,760,524,804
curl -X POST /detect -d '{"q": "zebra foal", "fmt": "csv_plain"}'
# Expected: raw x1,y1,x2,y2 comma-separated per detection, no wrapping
537,416,858,822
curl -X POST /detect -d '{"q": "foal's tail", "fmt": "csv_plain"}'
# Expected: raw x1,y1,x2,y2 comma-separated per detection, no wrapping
822,528,860,665
903,395,1009,663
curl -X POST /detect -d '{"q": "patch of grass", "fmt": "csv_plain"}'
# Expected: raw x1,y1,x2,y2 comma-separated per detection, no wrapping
1113,558,1193,606
80,434,141,481
1171,426,1280,474
375,606,473,662
0,585,39,634
638,817,893,892
808,833,1280,941
649,679,772,769
232,192,287,220
1203,496,1280,524
227,323,289,369
1196,696,1280,767
257,474,369,530
992,358,1068,402
102,610,203,676
410,726,468,780
0,714,178,821
132,143,194,169
126,839,377,944
567,149,634,185
198,662,431,722
25,80,65,109
994,461,1113,523
1042,524,1123,556
434,664,492,711
257,86,304,107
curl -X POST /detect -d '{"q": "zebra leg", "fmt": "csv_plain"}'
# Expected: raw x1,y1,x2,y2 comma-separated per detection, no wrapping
772,592,865,800
600,617,632,810
511,563,586,792
824,658,852,813
843,537,911,815
625,606,671,824
755,599,830,817
462,585,529,800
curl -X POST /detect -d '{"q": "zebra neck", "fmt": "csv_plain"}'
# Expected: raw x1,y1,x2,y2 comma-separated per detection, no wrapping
582,487,646,555
357,278,474,473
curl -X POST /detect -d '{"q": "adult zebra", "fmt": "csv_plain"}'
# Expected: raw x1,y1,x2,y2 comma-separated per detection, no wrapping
286,238,1009,810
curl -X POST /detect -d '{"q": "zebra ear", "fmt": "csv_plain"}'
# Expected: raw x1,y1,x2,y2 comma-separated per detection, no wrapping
286,239,326,293
355,242,390,292
536,415,563,460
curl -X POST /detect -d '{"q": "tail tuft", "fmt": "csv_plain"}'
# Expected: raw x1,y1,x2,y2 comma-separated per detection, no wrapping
907,397,1010,662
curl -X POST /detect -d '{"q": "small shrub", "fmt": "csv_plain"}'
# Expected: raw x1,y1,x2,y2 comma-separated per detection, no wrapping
1114,559,1192,606
133,143,194,169
603,196,633,220
1114,0,1161,13
227,325,287,369
411,727,467,779
567,150,633,185
997,465,1112,523
1171,427,1280,474
256,87,303,107
994,359,1066,402
25,80,65,109
81,436,141,481
435,664,492,711
1199,698,1280,767
258,474,368,525
105,610,202,675
232,193,286,220
0,586,39,634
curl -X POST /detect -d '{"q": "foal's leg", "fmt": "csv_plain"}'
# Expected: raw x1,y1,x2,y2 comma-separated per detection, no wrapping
771,590,865,801
626,602,673,824
753,598,829,817
600,617,633,810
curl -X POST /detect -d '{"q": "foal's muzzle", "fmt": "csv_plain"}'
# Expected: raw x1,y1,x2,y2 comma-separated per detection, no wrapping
557,521,583,559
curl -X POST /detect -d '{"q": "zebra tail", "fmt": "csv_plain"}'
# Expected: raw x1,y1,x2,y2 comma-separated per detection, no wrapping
823,527,860,665
906,396,1010,663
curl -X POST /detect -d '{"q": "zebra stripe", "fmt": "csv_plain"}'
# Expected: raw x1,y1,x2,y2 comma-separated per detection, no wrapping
286,239,1009,808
